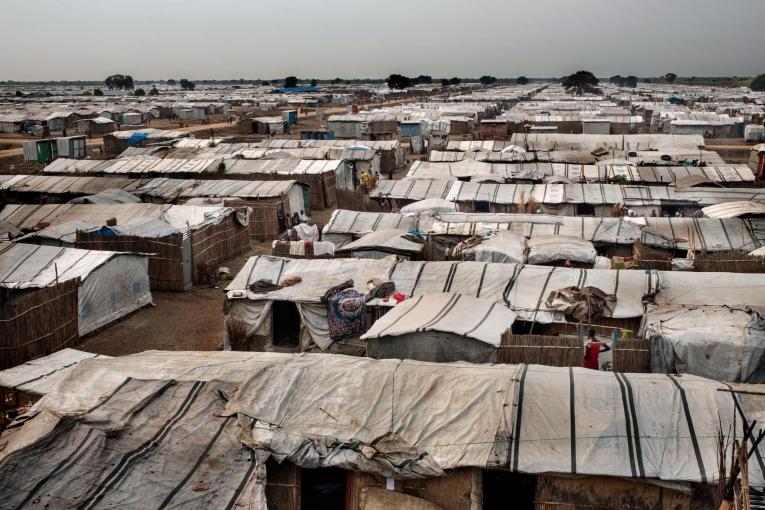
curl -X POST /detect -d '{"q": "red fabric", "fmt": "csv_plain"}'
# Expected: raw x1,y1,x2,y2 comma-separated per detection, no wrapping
583,341,602,370
392,292,406,303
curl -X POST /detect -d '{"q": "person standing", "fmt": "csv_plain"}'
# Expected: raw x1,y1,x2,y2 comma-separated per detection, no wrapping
584,329,611,370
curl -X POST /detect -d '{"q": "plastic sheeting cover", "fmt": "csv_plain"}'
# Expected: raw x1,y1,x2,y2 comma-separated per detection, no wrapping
361,293,515,347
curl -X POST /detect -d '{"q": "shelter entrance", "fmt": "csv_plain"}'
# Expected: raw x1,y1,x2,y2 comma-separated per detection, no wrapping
300,467,347,510
483,470,535,510
272,301,300,348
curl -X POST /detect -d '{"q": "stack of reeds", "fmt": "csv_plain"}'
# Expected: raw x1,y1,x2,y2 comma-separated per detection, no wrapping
0,278,80,370
76,231,186,292
498,331,583,366
633,240,673,271
612,339,651,373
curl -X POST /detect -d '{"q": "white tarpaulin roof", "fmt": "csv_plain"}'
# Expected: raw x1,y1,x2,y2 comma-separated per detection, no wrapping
0,348,110,395
526,235,597,265
361,293,515,347
0,350,763,510
337,229,423,256
227,256,765,324
643,305,765,383
702,201,765,218
399,198,459,215
461,230,527,264
322,210,417,236
0,242,136,289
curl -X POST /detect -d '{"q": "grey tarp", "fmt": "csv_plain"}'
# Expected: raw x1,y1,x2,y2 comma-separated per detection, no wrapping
0,351,764,510
461,231,527,264
643,305,765,383
526,235,597,265
337,229,423,258
361,293,516,347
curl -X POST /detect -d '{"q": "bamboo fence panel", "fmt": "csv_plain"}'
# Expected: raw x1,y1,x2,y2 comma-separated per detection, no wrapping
498,331,583,366
0,278,80,370
612,339,651,373
336,188,392,213
76,231,186,292
225,198,289,240
191,213,250,282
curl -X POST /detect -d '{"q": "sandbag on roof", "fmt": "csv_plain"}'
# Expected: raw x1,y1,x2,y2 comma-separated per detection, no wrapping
461,231,527,264
361,293,515,347
643,305,765,383
526,235,597,265
1,350,763,502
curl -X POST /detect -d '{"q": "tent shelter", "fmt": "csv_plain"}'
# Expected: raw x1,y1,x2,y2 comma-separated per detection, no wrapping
0,351,763,508
0,242,151,368
361,293,515,363
643,305,765,383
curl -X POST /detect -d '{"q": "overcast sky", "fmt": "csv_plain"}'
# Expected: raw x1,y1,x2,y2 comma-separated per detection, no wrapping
3,0,764,81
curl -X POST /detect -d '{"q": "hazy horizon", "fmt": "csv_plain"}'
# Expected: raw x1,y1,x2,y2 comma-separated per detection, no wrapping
2,0,764,81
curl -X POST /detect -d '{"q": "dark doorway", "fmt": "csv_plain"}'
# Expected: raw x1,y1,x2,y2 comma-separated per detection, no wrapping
300,467,346,510
475,201,490,213
272,301,300,348
576,203,595,216
483,471,535,510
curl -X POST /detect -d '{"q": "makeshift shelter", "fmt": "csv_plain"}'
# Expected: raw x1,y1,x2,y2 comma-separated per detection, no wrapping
643,305,765,383
137,178,307,239
0,175,141,203
0,242,151,368
400,198,459,216
459,230,527,264
0,350,763,509
526,235,597,266
336,229,423,260
322,210,417,248
361,293,515,363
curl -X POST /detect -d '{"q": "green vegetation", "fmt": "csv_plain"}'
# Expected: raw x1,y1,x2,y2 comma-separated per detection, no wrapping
104,74,134,90
562,70,601,95
179,79,195,90
750,74,765,91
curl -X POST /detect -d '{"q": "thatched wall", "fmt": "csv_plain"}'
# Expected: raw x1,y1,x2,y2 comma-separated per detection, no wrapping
0,278,80,370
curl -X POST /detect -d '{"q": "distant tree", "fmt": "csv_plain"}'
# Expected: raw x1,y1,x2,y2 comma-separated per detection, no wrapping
104,74,134,90
449,77,461,85
15,90,23,97
148,85,159,96
386,74,413,90
261,80,270,86
516,76,529,85
440,78,450,87
751,74,765,92
134,88,146,96
479,76,497,85
415,75,433,84
664,72,677,84
562,70,601,95
625,75,638,88
331,77,343,84
284,76,298,88
167,79,177,86
93,88,104,96
609,75,625,86
310,79,318,87
179,79,196,91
